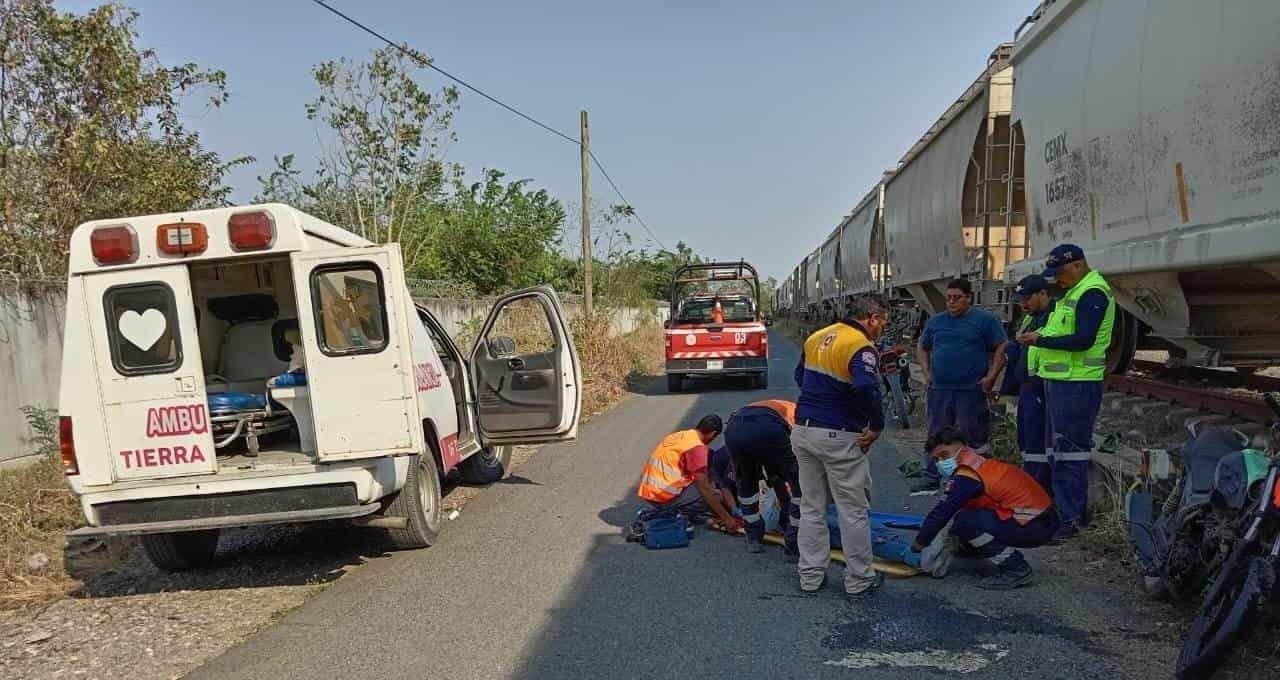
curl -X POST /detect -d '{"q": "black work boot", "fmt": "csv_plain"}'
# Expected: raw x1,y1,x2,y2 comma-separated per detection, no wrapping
978,553,1033,590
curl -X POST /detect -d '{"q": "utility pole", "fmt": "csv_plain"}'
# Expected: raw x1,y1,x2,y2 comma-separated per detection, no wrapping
579,109,593,318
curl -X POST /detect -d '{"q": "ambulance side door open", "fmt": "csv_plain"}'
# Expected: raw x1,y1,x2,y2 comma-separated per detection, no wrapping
85,265,217,481
469,286,582,445
290,245,424,461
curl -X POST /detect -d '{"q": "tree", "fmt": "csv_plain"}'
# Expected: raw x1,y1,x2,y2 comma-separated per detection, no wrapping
432,169,567,294
257,45,459,274
260,47,568,294
0,0,246,280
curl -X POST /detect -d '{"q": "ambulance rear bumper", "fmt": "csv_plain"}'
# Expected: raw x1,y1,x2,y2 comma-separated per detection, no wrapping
69,456,407,536
68,502,379,537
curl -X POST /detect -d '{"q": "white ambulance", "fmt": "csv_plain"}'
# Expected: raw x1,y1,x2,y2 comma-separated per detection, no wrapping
58,203,582,570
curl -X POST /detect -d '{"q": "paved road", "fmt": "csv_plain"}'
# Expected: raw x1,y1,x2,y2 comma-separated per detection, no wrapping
191,331,1176,679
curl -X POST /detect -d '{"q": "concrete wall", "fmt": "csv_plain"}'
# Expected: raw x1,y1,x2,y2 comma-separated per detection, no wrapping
0,285,662,465
0,285,66,467
415,296,666,340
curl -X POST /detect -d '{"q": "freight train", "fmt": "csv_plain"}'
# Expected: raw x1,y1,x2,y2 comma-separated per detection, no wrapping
773,0,1280,374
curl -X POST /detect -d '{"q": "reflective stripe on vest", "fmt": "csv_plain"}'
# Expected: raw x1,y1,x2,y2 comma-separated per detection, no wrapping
1037,269,1115,382
637,429,703,503
955,449,1052,525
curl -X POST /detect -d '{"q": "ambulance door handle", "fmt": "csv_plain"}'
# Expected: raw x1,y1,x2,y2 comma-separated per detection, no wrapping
507,358,526,370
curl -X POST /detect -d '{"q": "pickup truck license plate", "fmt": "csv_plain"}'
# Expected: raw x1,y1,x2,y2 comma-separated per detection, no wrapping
706,359,724,371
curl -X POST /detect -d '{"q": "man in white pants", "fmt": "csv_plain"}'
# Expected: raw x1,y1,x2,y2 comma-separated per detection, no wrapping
791,294,888,602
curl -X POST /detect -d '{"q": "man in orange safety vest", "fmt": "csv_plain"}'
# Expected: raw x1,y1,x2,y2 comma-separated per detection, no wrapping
911,427,1060,590
637,414,741,531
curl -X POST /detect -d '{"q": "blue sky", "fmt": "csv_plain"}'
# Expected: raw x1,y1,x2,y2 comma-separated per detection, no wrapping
60,0,1035,280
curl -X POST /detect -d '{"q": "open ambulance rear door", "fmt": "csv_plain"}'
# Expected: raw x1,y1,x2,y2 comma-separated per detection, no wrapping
291,244,424,462
468,286,582,445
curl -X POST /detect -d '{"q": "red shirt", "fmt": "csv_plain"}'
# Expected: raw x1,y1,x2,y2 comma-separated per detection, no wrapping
679,444,710,479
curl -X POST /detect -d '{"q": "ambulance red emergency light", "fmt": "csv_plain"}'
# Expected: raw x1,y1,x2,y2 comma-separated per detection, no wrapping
664,261,769,392
59,203,582,571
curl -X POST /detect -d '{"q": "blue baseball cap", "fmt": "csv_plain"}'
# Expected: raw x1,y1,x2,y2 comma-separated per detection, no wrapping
1011,275,1049,301
1042,243,1085,278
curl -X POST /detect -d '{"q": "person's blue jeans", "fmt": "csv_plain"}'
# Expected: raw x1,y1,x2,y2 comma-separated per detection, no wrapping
1044,379,1104,526
923,388,991,480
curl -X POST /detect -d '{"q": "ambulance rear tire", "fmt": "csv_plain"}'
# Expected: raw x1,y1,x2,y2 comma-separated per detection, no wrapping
667,373,683,393
459,445,510,484
139,529,220,572
755,372,769,390
384,454,441,550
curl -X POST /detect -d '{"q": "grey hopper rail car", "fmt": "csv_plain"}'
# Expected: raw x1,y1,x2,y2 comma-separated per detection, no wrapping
775,0,1280,373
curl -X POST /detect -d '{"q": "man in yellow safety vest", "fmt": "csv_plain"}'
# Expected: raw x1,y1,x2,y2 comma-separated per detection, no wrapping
1016,244,1114,540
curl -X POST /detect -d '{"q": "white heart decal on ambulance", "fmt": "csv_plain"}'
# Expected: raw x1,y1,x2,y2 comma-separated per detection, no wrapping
118,309,166,351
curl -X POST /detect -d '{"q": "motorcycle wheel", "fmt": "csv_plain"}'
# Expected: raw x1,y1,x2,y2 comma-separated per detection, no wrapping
1176,553,1275,679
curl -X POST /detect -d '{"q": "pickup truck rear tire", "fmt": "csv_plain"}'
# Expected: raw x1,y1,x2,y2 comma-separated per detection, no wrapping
384,454,441,549
667,374,683,393
459,445,510,484
139,529,220,571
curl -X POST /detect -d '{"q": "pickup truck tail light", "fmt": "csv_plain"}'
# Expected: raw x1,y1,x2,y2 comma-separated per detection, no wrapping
60,416,78,476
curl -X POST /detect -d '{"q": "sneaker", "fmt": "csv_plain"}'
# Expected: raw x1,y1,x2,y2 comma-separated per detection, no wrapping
978,561,1033,590
845,572,886,603
921,533,955,578
746,539,766,554
800,574,826,594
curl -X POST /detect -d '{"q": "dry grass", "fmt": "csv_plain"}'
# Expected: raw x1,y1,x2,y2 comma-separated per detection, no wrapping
571,313,664,418
0,453,82,609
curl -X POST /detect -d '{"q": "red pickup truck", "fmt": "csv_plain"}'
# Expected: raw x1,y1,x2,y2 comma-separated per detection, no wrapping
664,262,770,392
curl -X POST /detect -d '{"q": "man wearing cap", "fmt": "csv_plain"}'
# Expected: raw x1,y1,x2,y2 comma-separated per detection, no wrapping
1016,244,1115,540
1001,275,1055,491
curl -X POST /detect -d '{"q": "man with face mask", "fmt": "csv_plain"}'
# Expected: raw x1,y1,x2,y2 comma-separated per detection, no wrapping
911,427,1059,590
793,294,888,602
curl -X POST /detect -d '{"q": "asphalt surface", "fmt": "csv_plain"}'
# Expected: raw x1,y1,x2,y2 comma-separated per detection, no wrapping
190,330,1177,679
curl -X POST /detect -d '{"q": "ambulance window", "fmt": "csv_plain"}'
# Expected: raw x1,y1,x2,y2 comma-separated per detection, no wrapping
104,283,182,376
311,263,388,356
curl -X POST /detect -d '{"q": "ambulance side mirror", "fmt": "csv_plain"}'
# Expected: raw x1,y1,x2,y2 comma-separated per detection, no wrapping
663,319,671,329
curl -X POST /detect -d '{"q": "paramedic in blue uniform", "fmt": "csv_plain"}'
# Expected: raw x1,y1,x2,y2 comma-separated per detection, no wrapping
1017,244,1115,540
913,278,1008,492
792,294,888,600
999,275,1055,491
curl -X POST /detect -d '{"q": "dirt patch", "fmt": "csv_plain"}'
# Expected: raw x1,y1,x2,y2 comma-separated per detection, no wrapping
0,318,664,680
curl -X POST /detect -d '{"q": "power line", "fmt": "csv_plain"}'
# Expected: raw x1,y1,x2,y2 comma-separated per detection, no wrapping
590,151,666,250
308,0,666,251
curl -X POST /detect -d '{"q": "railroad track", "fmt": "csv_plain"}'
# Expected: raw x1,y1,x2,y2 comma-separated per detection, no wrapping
1106,361,1280,427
